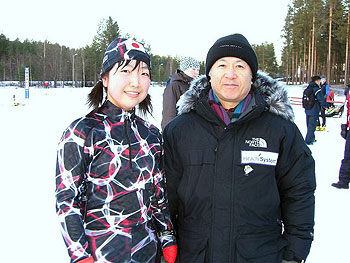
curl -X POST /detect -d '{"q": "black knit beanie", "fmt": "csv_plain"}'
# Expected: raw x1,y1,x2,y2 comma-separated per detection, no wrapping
205,33,258,81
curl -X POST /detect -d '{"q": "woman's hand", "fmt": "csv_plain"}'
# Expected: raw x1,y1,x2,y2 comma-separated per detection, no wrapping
162,245,178,263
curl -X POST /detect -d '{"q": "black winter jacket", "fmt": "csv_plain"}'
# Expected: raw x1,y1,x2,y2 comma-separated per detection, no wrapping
304,81,328,116
163,72,316,263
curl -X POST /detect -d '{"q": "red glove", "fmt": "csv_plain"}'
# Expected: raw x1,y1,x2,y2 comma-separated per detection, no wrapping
77,256,94,263
163,245,178,263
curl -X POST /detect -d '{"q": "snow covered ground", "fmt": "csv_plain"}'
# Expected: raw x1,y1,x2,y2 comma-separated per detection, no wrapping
0,83,349,263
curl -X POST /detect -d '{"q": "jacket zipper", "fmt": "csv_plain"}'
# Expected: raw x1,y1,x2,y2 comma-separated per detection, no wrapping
210,144,218,262
229,125,236,261
124,114,133,169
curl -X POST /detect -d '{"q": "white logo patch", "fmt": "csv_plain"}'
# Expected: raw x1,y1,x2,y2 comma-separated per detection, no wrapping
241,150,278,166
245,138,267,148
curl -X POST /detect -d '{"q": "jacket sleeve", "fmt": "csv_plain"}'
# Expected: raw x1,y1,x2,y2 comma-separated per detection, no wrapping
276,123,316,261
316,88,329,107
325,84,330,96
162,125,184,231
150,136,177,249
161,82,181,130
55,121,92,263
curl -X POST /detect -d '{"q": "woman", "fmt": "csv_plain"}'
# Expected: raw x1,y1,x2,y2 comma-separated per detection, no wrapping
55,38,177,263
161,56,200,130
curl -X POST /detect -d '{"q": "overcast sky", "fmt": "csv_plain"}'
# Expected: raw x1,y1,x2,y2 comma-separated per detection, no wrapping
1,0,291,62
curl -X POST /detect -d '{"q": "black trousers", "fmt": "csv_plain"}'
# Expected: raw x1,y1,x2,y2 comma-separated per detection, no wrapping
305,115,318,144
339,130,350,183
319,107,326,127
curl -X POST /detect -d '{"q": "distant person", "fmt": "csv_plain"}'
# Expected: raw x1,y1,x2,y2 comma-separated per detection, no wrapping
166,74,173,87
163,33,316,263
55,37,177,263
304,75,328,145
332,84,350,189
161,56,200,130
326,88,335,107
317,75,330,131
13,94,18,106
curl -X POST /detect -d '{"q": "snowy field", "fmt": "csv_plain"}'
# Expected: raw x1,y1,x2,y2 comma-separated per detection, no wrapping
0,83,349,263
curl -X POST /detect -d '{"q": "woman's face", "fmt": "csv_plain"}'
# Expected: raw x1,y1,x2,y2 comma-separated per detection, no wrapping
102,60,151,111
184,67,200,79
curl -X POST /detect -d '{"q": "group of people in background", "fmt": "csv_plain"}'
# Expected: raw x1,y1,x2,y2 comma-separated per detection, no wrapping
55,31,350,263
302,74,350,190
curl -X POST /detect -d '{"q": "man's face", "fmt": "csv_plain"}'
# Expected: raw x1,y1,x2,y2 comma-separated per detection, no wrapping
315,79,321,86
321,78,326,84
209,57,252,109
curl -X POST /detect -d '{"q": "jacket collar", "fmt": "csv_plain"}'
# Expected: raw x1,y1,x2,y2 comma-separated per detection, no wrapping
309,81,320,89
178,71,294,122
98,100,136,122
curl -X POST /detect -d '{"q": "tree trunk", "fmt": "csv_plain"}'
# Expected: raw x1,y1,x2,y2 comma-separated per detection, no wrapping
308,30,312,81
303,39,307,83
344,0,350,86
94,61,97,84
295,51,299,84
292,50,295,84
332,53,336,83
43,41,46,85
314,40,317,75
82,53,86,87
311,13,315,78
327,0,333,82
286,46,290,84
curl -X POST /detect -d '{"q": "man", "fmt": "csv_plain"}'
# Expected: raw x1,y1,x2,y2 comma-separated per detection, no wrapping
332,85,350,189
304,75,328,145
163,33,316,263
318,75,330,130
161,56,200,130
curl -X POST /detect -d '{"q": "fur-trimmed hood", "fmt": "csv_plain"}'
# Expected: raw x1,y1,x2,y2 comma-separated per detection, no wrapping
177,71,294,122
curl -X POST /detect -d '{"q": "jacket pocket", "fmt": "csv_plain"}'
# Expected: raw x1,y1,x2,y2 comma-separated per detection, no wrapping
179,149,215,218
236,232,288,263
182,148,216,166
178,227,209,263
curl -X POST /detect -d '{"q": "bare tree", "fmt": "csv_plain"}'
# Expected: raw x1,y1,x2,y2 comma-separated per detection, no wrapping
327,0,333,81
311,13,316,77
345,0,350,86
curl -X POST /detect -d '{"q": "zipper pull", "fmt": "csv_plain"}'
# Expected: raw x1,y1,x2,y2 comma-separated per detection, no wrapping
123,112,132,169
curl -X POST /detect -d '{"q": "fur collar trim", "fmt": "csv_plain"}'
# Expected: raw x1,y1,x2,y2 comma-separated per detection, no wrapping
177,71,294,122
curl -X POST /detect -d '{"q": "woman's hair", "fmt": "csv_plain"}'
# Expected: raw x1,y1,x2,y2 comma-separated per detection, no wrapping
87,60,153,116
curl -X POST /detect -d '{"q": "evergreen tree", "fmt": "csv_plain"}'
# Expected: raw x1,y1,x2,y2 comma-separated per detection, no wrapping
253,42,279,76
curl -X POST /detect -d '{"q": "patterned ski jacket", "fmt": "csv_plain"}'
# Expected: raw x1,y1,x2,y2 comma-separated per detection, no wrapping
163,72,316,263
56,100,176,262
